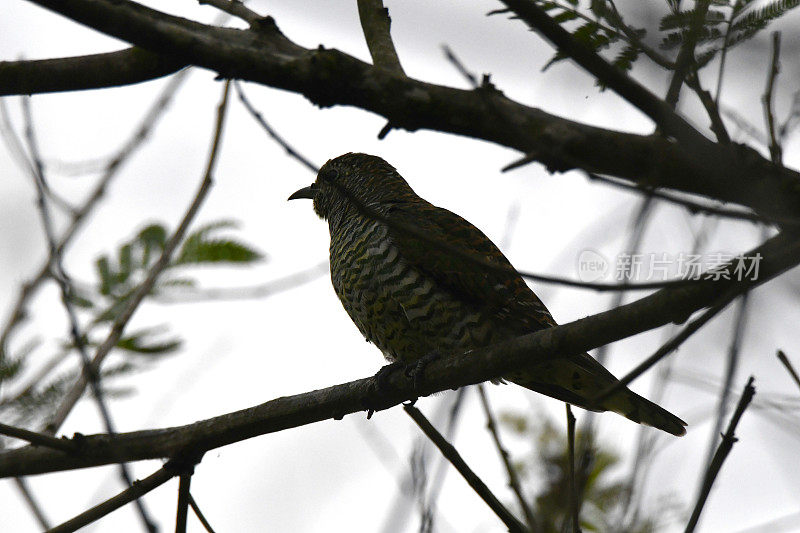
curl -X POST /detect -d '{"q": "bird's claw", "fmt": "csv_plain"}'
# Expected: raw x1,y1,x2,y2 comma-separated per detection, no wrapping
405,351,441,392
362,361,405,417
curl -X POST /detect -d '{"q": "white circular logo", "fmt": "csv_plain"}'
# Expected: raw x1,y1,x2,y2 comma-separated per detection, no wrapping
576,249,609,282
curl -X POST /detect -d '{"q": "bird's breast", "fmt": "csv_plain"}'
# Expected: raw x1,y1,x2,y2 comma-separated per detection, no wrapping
328,217,494,363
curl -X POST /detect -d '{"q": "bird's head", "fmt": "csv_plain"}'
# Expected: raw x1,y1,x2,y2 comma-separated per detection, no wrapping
288,153,415,221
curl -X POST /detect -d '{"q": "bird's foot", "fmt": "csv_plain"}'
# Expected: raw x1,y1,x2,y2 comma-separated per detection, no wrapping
405,351,441,392
363,361,405,418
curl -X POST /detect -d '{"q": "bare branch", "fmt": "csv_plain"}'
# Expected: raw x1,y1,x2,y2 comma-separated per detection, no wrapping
45,80,232,434
0,68,191,360
1,231,798,478
15,0,800,220
762,32,783,167
665,0,709,108
14,477,52,529
176,472,193,533
197,0,262,27
477,385,539,532
777,350,800,393
403,404,527,533
46,463,178,533
357,0,405,75
0,422,77,453
565,405,580,533
0,48,184,96
595,284,749,405
188,493,217,533
233,81,319,173
685,377,756,533
23,92,159,533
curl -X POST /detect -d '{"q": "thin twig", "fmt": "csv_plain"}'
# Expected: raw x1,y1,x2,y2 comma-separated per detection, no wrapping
22,96,158,533
46,464,177,533
151,262,328,303
585,172,782,226
176,472,193,533
700,292,749,490
665,0,710,108
777,350,800,393
686,73,731,144
198,0,263,27
684,377,756,533
594,284,750,405
0,68,191,362
403,404,527,533
762,32,783,167
477,385,538,532
357,0,405,75
0,422,76,453
565,405,580,533
422,388,469,533
14,477,51,529
188,493,217,533
233,81,319,173
45,80,232,435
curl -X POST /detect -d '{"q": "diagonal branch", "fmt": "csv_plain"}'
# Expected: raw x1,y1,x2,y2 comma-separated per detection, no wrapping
1,231,799,478
684,377,756,533
44,80,231,434
403,404,527,533
477,385,539,532
357,0,405,75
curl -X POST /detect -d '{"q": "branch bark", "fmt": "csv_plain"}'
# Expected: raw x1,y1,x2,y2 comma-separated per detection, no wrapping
2,231,799,479
0,48,184,96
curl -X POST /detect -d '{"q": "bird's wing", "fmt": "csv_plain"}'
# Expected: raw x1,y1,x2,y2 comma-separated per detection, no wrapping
386,201,556,331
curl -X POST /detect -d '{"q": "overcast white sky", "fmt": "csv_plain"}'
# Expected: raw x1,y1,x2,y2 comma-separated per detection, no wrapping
3,1,800,532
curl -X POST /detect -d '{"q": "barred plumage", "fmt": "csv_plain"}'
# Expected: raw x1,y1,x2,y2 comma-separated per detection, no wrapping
289,153,686,436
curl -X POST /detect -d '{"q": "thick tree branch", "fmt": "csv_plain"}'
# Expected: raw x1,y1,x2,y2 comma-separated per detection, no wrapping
1,231,799,479
15,0,800,220
0,48,185,96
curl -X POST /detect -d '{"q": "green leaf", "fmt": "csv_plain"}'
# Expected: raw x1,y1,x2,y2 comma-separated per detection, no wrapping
137,224,168,266
115,327,182,356
659,8,726,31
96,256,113,295
177,239,263,265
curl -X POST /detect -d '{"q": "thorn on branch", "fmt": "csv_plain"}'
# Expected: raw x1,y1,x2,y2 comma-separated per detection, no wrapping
377,121,393,139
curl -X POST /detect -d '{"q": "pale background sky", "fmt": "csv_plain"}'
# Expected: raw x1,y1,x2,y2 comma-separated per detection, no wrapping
2,1,800,532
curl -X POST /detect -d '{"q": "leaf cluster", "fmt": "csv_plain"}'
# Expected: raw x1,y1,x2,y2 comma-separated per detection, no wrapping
0,220,262,430
501,411,674,532
525,0,798,76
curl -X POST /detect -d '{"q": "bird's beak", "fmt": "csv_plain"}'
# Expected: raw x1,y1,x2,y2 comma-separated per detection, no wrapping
288,184,315,201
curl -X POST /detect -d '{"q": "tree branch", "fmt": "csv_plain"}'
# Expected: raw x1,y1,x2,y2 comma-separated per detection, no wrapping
403,404,527,533
357,0,405,75
684,377,756,533
1,231,799,478
15,0,800,220
0,48,184,96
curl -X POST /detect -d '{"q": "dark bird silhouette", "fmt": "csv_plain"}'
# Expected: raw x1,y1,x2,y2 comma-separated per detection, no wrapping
289,153,686,436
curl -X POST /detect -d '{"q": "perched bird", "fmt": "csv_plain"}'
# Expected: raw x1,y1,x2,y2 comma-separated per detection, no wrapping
289,153,686,436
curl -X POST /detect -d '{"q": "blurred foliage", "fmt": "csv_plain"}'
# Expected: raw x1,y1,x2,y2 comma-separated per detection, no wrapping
0,220,262,431
501,411,678,532
508,0,799,78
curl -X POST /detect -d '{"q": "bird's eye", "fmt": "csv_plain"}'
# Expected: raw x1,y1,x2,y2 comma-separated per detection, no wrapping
321,168,339,182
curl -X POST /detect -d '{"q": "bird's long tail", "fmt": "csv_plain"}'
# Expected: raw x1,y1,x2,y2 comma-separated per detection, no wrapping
507,353,687,436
